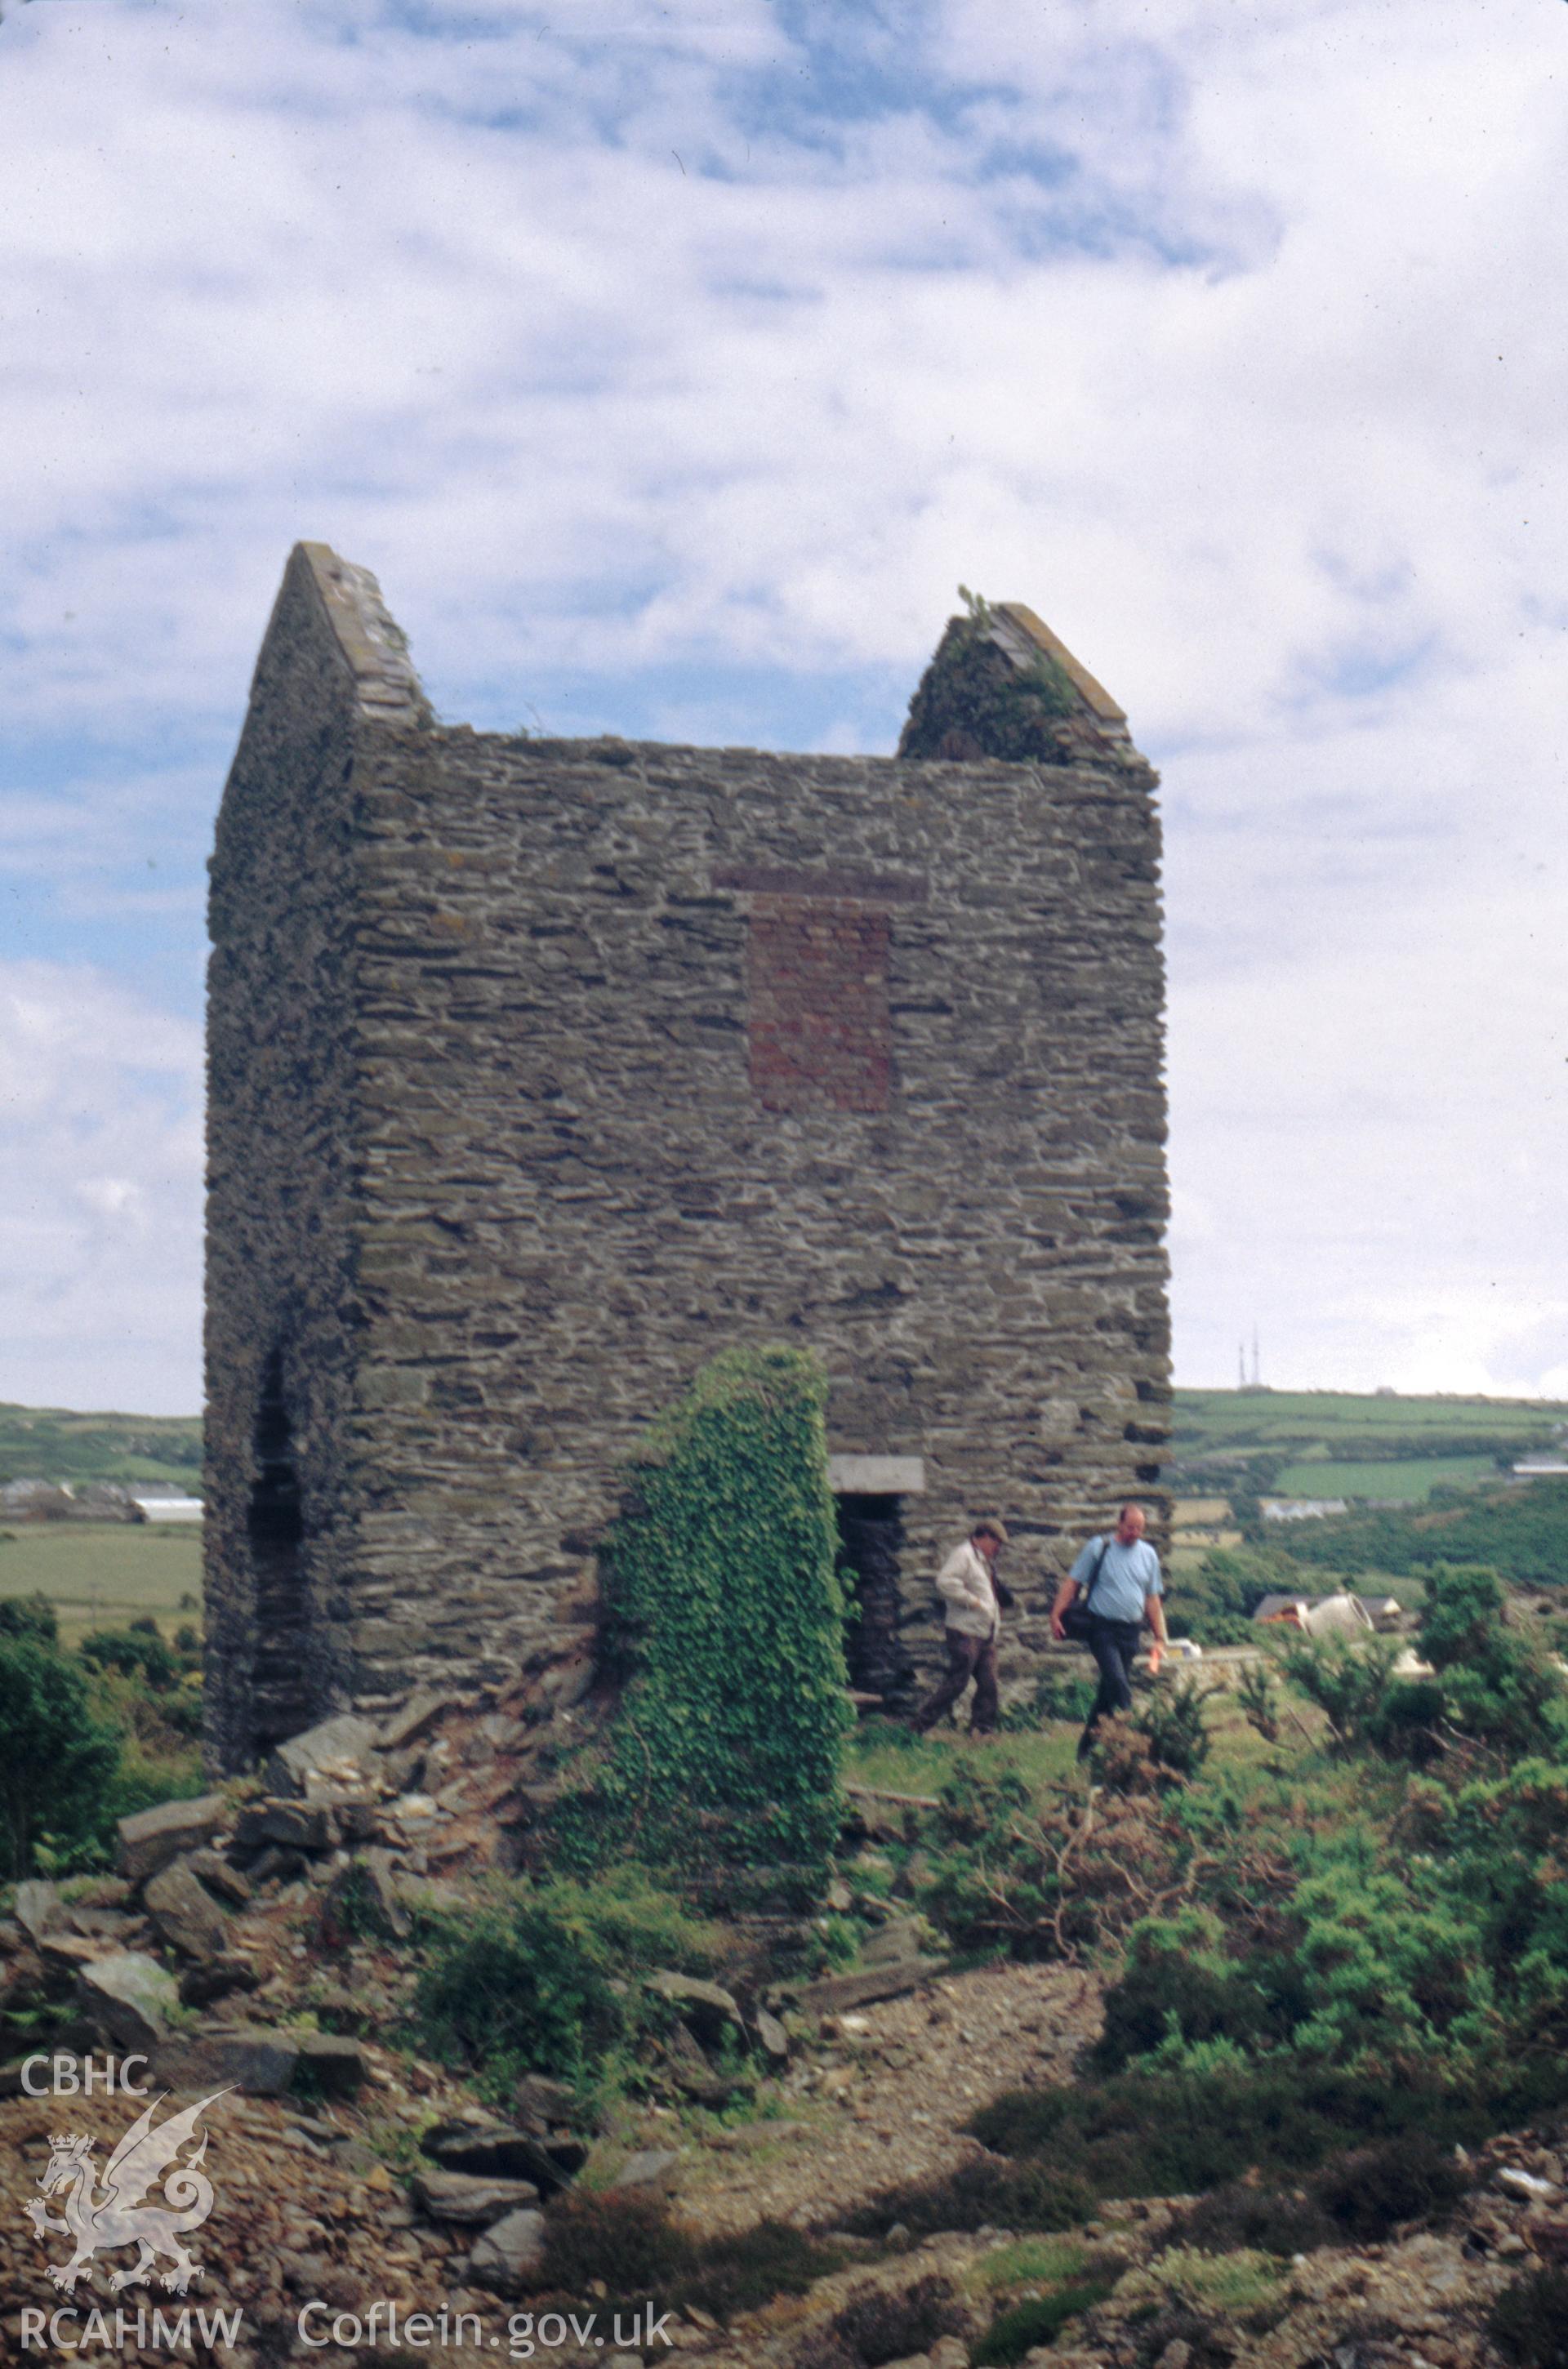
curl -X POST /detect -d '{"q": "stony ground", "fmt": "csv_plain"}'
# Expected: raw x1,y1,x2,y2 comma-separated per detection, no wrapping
7,1943,1565,2369
675,1961,1102,2238
4,1680,1567,2369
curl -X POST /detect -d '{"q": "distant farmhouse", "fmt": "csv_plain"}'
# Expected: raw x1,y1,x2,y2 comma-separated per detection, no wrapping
204,548,1171,1771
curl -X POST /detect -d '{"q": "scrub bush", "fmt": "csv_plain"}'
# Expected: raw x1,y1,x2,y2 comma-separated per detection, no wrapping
802,2275,970,2369
537,2192,842,2322
0,1592,59,1645
1490,2268,1568,2369
80,1627,179,1687
0,1636,119,1878
971,2277,1120,2367
414,1867,721,2091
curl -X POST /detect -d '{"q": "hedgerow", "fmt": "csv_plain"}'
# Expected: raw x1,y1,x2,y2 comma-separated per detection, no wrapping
1285,1476,1568,1587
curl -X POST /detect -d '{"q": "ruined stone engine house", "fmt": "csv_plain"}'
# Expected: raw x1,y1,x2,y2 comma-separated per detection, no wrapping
204,545,1171,1773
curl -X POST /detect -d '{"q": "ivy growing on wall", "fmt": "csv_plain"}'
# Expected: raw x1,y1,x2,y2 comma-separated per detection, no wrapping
898,586,1079,762
562,1343,853,1882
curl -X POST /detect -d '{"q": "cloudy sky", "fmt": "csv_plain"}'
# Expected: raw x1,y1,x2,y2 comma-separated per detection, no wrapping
2,0,1566,1416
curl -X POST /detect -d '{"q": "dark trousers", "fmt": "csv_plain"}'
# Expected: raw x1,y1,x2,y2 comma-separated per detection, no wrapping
1078,1616,1143,1757
914,1629,1000,1734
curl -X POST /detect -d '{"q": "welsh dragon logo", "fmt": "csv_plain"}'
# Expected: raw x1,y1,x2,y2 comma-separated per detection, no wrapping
26,2089,229,2296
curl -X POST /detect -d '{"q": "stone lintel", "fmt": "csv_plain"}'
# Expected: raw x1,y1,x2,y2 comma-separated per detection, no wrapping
827,1455,926,1497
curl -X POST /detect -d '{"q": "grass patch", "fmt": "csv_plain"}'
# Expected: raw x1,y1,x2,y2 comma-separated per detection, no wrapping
1272,1455,1498,1500
970,2275,1120,2366
0,1401,201,1488
848,1717,1108,1802
1120,2246,1283,2315
967,2235,1090,2292
1174,1386,1565,1458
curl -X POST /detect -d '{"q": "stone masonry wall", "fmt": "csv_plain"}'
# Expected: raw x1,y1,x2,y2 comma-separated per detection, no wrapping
206,547,1171,1769
204,548,429,1773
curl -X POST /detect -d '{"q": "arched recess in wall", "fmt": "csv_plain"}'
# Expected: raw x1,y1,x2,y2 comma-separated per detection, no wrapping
246,1345,314,1752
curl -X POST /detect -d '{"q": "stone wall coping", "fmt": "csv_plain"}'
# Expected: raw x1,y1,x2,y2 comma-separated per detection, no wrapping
993,602,1129,730
295,541,430,726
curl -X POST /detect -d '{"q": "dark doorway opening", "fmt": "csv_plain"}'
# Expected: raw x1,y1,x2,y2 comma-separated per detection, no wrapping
247,1347,313,1753
836,1493,915,1706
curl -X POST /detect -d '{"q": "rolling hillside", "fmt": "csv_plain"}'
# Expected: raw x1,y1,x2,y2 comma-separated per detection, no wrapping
1172,1386,1566,1503
0,1401,203,1489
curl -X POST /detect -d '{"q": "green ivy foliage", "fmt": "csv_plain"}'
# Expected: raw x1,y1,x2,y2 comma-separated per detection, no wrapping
898,587,1078,760
564,1345,853,1879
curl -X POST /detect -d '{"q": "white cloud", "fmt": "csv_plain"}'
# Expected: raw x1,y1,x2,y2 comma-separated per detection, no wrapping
0,0,1566,1400
0,962,202,1413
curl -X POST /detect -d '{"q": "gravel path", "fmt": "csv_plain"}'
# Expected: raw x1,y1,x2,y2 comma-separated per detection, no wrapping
674,1958,1104,2237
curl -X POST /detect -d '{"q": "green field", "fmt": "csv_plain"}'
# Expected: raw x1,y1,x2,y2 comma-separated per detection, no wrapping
1175,1387,1566,1459
1271,1454,1501,1501
0,1400,202,1489
1173,1387,1567,1513
0,1523,202,1644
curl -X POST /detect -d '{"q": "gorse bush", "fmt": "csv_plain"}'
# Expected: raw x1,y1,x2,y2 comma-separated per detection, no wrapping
969,2057,1567,2206
0,1636,119,1879
561,1345,852,1878
80,1627,180,1688
414,1867,723,2093
1414,1563,1566,1754
1235,1655,1283,1741
1489,2267,1568,2369
1283,1565,1566,1763
1172,1545,1303,1646
1281,1633,1401,1751
0,1592,59,1645
1134,1676,1213,1776
922,1755,1187,1962
536,2192,842,2323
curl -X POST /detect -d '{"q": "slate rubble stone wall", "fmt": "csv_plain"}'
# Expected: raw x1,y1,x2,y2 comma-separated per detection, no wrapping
205,546,1171,1772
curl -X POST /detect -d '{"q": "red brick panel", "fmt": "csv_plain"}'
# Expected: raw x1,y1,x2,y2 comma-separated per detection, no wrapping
746,894,893,1114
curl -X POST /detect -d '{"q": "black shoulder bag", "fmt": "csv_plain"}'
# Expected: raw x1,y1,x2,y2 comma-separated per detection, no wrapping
1060,1537,1111,1643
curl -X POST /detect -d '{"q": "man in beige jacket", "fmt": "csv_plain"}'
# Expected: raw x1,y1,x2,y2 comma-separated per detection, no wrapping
911,1516,1009,1736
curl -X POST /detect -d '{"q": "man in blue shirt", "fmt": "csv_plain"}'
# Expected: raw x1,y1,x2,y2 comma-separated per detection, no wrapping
1051,1503,1169,1761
